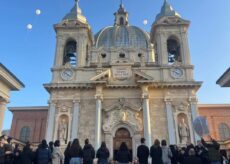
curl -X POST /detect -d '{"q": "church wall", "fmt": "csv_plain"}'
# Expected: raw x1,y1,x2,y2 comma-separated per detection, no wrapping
78,90,96,146
148,88,195,144
10,110,47,143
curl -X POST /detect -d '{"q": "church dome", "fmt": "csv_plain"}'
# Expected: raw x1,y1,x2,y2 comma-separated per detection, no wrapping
95,25,150,49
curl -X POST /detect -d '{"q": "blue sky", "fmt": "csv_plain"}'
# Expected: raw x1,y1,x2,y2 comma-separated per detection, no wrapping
1,0,230,130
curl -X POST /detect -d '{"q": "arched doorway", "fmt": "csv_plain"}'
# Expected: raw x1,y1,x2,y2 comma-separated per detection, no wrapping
113,128,132,160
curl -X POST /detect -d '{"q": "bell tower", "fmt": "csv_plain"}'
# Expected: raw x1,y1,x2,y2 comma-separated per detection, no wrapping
52,0,93,82
150,0,191,66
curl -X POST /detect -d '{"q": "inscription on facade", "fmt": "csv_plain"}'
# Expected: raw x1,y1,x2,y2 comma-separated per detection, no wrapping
112,66,131,80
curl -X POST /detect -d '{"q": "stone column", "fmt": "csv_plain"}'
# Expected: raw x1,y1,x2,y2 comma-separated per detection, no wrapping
95,86,103,150
142,86,152,148
46,101,56,142
189,96,200,143
164,97,176,145
71,100,80,140
0,100,7,135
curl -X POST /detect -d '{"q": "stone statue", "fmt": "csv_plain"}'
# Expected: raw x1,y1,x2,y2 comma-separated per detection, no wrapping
178,118,190,144
58,119,68,142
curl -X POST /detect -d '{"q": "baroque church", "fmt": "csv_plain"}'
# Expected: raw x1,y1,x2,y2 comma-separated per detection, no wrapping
9,0,202,158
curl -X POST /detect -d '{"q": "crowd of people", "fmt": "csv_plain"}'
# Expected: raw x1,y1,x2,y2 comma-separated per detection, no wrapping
0,134,230,164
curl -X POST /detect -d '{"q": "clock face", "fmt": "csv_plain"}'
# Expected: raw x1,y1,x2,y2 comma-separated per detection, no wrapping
61,69,74,81
171,68,183,79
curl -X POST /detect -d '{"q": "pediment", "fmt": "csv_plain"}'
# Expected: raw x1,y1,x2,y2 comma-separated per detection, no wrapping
90,69,110,82
134,70,153,81
155,16,190,26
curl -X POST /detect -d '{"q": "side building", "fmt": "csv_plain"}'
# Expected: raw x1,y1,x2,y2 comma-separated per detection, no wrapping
0,63,24,135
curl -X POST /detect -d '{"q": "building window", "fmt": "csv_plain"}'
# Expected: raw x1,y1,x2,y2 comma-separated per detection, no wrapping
63,40,77,66
167,37,181,64
120,17,124,25
119,53,125,58
20,126,30,142
219,123,230,140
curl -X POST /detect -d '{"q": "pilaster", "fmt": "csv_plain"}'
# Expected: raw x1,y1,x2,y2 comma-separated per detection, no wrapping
95,86,103,150
0,99,7,135
46,101,56,142
164,97,176,145
71,100,80,140
189,96,200,143
141,85,152,148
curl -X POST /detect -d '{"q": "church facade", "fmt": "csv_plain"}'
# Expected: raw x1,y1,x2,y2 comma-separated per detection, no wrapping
10,0,202,158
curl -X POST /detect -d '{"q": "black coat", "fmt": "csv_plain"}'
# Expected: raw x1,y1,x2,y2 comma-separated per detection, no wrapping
0,145,5,164
116,150,132,163
195,145,209,164
82,144,95,164
64,146,71,164
137,144,149,164
150,146,163,164
19,148,35,164
182,155,202,164
96,147,110,164
36,146,51,164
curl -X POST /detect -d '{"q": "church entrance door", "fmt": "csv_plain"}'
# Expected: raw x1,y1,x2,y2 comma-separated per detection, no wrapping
113,128,132,160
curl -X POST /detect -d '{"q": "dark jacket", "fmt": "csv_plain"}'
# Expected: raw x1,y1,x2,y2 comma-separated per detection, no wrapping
82,144,95,164
19,147,35,164
116,150,132,163
195,145,209,164
201,138,221,162
69,146,83,158
182,155,202,164
137,144,149,164
64,146,71,164
0,145,5,164
4,144,13,164
150,145,163,164
96,147,110,164
36,145,51,164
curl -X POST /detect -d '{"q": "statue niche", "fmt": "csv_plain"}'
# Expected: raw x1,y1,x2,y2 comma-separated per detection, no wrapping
58,115,69,144
177,113,190,144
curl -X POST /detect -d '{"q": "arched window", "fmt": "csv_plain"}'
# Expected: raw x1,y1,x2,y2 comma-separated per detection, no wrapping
120,17,124,25
167,37,181,64
20,126,30,142
219,123,230,140
63,40,77,66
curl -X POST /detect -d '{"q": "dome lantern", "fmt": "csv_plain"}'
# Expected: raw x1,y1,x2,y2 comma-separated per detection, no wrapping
114,2,129,26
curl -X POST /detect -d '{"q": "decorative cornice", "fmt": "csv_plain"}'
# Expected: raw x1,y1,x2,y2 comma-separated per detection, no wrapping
8,106,48,112
0,63,25,90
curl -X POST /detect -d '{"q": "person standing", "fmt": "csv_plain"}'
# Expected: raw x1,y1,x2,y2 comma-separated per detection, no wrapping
150,139,163,164
69,138,83,164
13,144,21,164
52,140,64,164
64,141,72,164
137,138,149,164
19,142,34,164
96,142,110,164
115,142,132,164
195,141,209,164
182,148,202,164
0,138,5,164
4,138,13,164
36,140,51,164
82,139,95,164
201,136,221,164
161,140,172,164
49,141,54,154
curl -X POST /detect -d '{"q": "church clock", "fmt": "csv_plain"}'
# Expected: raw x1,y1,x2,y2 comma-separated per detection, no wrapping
61,69,74,81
